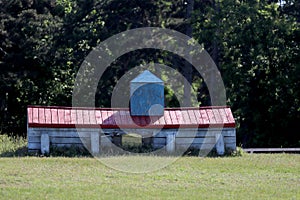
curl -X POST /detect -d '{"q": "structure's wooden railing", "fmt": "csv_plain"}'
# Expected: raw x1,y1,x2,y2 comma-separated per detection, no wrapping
243,148,300,153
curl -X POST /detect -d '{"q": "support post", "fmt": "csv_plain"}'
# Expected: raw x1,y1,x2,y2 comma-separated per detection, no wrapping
215,133,225,155
41,133,50,155
166,132,175,153
91,132,100,154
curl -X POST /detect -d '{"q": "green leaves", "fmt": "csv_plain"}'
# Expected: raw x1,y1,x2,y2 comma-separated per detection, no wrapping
0,0,298,147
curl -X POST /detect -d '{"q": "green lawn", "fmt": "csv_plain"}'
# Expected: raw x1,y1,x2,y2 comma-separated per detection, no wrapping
0,154,299,200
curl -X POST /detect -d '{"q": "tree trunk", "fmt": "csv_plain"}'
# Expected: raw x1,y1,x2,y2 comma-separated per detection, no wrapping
183,0,194,107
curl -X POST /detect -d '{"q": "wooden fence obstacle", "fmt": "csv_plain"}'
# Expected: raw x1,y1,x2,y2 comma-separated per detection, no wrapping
243,148,300,153
27,70,236,155
27,106,236,155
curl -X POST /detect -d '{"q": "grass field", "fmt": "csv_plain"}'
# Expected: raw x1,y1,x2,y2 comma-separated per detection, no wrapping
0,135,299,199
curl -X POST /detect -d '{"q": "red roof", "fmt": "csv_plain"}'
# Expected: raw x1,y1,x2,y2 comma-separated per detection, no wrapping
27,106,235,129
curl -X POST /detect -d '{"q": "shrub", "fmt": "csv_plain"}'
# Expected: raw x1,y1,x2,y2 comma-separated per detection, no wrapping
0,134,27,157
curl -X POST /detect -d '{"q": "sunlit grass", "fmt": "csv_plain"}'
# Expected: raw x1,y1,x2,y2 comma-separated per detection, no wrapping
0,134,299,199
0,154,299,199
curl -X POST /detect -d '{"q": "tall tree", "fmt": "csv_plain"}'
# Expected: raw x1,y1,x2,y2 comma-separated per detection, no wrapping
183,0,194,107
193,0,299,147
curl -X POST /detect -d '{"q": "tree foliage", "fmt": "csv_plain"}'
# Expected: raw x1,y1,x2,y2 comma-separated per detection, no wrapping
0,0,299,147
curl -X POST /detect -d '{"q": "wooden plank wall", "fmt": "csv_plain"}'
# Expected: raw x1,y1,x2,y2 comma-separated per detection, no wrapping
152,128,236,150
27,128,112,152
28,127,236,152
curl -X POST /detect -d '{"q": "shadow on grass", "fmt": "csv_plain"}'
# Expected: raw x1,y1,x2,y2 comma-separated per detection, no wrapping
0,133,243,157
1,144,244,158
49,146,93,157
0,145,93,158
0,146,29,157
0,145,242,158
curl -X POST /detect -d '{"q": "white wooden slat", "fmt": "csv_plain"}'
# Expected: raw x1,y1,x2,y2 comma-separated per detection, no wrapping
28,127,100,132
51,137,84,144
28,142,89,149
28,136,235,145
224,137,236,144
28,136,41,143
28,131,112,139
28,131,89,138
151,136,235,146
29,140,236,151
52,144,85,148
176,143,215,150
243,148,300,153
29,136,83,144
224,143,236,149
79,137,91,145
29,136,113,144
153,143,165,148
153,140,236,151
175,137,215,144
151,137,236,145
29,128,236,137
28,143,41,149
155,129,236,137
29,140,112,149
152,137,166,144
28,149,39,153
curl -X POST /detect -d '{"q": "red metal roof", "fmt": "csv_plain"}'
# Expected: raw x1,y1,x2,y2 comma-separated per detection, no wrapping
27,106,235,129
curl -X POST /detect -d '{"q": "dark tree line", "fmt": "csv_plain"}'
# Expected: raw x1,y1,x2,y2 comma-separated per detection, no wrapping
0,0,299,147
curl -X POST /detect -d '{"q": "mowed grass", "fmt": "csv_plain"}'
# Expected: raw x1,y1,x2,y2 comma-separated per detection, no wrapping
0,134,299,199
0,154,299,200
